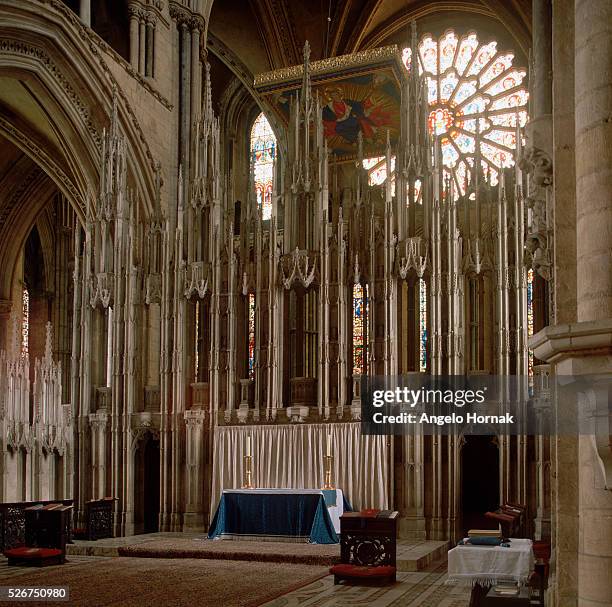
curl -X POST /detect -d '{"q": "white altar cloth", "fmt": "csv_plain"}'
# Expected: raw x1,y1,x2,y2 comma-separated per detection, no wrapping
446,538,534,586
225,488,344,533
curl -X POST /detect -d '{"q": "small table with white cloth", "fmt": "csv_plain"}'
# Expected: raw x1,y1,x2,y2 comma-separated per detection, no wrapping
447,539,535,607
207,488,347,544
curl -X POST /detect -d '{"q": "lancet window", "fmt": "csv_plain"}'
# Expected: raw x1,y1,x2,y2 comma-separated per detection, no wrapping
527,268,534,379
419,278,427,372
248,293,256,380
250,113,276,220
468,276,484,371
352,283,368,375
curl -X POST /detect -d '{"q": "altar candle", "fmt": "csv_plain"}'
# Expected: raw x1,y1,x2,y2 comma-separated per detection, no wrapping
326,432,332,457
246,435,252,457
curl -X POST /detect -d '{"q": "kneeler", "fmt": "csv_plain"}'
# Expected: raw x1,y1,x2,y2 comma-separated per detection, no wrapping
329,510,398,586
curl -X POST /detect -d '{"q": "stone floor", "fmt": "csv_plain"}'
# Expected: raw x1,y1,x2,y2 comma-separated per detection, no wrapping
262,562,470,607
262,561,471,607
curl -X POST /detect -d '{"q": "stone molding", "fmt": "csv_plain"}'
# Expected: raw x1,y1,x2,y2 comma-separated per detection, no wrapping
0,37,101,148
530,319,612,490
0,116,85,214
530,319,612,363
169,1,206,31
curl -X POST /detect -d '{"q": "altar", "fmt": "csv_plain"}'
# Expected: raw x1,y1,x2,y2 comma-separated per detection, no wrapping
446,538,535,606
207,489,347,544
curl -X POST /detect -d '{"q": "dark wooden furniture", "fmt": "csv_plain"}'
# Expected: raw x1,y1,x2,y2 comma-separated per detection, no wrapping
330,510,398,585
484,511,518,538
485,503,527,538
0,500,73,552
74,497,117,540
482,585,531,606
4,504,72,566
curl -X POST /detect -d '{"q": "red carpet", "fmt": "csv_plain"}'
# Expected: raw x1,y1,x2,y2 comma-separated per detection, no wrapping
117,537,340,566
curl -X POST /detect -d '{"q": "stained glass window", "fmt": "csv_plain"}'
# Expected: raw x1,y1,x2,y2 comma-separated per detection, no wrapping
21,287,29,357
419,278,427,372
363,156,395,186
352,283,368,375
250,113,276,220
248,293,256,379
403,31,528,195
527,268,534,379
362,156,423,204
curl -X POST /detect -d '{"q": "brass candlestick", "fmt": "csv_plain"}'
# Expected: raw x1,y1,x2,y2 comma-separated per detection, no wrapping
322,454,335,489
242,454,254,489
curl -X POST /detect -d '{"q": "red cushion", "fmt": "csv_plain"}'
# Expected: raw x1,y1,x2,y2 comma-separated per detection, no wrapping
330,564,396,578
359,509,380,517
533,540,551,561
4,547,62,559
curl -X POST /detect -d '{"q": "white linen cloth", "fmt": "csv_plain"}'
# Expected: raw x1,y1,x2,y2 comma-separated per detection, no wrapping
224,488,344,533
210,422,388,524
446,538,534,586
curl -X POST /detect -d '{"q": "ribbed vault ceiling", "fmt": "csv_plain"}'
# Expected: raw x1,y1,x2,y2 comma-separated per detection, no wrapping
209,0,531,76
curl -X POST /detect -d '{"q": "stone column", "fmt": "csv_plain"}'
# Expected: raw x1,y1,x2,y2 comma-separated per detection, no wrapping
190,22,202,122
532,0,553,117
128,5,140,69
552,0,577,324
138,17,146,75
575,0,612,322
183,409,206,530
574,2,612,606
89,412,108,500
79,0,91,27
179,21,191,179
545,3,579,598
145,15,155,77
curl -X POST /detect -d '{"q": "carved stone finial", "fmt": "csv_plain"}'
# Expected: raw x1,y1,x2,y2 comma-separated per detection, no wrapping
44,322,53,362
303,40,311,64
204,61,213,118
411,20,417,51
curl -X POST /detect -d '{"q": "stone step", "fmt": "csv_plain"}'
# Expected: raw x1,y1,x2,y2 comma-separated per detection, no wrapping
67,533,449,571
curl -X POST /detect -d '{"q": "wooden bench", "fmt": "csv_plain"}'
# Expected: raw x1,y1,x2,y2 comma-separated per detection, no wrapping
330,510,398,585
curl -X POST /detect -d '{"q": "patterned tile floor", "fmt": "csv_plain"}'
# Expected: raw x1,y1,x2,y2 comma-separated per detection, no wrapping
262,562,472,607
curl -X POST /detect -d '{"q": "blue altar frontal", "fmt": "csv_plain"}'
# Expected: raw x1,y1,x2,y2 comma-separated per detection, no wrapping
208,489,344,544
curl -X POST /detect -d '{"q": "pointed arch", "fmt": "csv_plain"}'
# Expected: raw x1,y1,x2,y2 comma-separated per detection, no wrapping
250,112,276,220
0,1,158,301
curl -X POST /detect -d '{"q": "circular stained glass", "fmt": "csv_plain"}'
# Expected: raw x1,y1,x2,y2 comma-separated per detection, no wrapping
404,30,529,196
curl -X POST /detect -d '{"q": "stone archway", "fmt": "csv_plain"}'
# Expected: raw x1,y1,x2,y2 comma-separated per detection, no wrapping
0,0,160,535
132,428,161,535
0,1,158,305
460,434,500,535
